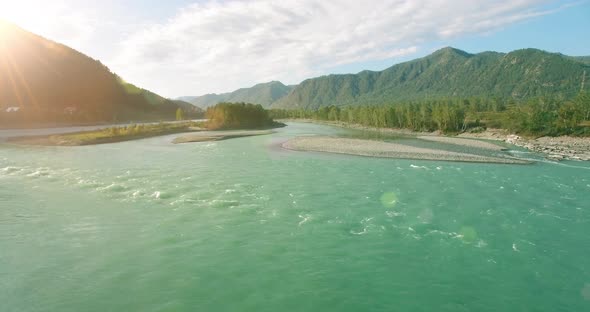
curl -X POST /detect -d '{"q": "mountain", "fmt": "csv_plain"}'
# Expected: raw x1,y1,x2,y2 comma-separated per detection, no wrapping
566,55,590,66
118,80,201,114
178,94,226,109
0,21,198,126
180,81,294,108
272,47,589,109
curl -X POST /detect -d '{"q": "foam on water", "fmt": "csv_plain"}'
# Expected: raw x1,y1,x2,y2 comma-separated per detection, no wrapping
350,228,368,235
298,214,311,226
1,166,22,175
385,210,405,218
96,183,128,193
512,243,520,252
152,191,162,199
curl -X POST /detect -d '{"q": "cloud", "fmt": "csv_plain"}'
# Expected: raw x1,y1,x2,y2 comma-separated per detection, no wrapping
111,0,559,97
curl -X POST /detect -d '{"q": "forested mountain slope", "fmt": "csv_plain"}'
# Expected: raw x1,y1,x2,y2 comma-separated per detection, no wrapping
272,47,589,109
180,81,293,108
0,21,196,126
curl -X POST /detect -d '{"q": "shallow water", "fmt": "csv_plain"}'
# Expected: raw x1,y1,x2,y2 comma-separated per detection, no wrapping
1,122,589,311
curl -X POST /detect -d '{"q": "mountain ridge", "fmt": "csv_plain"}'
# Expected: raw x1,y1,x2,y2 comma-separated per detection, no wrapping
186,47,588,111
179,81,294,108
0,21,199,126
271,47,589,109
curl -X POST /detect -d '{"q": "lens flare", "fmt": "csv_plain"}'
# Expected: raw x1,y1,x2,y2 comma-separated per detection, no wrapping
459,226,478,243
380,192,398,208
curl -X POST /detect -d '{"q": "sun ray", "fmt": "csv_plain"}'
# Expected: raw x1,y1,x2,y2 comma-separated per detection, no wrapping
1,56,26,109
4,50,40,110
0,23,45,111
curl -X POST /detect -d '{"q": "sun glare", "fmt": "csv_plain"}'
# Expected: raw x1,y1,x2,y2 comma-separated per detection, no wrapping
0,1,15,23
0,14,17,38
0,18,18,43
0,18,9,29
0,2,44,38
0,18,12,41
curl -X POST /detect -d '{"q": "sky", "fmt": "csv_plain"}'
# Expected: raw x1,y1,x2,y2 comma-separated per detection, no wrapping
0,0,589,98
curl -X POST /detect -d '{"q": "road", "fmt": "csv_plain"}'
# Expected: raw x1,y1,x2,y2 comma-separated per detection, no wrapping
0,120,206,141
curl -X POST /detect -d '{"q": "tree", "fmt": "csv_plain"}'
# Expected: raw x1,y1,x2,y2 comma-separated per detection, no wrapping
555,101,580,133
328,106,340,121
176,108,184,121
271,95,589,136
575,92,590,121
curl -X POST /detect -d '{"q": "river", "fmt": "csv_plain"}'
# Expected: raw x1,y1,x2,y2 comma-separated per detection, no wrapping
1,122,589,311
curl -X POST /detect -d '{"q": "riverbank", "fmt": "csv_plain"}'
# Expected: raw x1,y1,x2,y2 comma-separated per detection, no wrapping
510,136,590,161
172,130,274,143
281,119,590,161
417,136,507,151
457,129,590,161
283,136,530,164
7,122,200,146
7,122,282,146
0,118,208,130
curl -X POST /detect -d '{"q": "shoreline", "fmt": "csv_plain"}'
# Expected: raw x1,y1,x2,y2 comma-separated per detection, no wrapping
172,130,275,144
6,123,281,146
281,119,590,161
282,136,531,164
7,127,199,146
0,119,206,130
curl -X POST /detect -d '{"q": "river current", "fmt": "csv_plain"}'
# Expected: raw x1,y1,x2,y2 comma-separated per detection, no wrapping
1,122,589,311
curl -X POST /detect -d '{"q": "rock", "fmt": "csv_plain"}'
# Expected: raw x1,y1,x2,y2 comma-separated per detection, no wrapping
505,134,521,144
547,154,564,161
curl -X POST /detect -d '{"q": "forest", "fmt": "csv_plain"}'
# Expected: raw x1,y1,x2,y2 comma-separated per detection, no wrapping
269,93,590,137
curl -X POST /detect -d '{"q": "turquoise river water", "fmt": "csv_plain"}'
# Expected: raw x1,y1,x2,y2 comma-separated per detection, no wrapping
1,122,590,311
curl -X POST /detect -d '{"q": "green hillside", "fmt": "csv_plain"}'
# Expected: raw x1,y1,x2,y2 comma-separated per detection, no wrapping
180,81,294,108
272,47,589,109
0,21,199,127
178,94,226,109
118,79,202,115
566,55,590,65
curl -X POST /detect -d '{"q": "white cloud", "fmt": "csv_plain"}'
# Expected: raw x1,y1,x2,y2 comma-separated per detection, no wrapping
2,0,571,97
111,0,561,97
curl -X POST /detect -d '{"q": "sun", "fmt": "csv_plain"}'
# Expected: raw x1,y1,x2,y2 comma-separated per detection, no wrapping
0,18,20,40
0,5,20,37
0,1,42,34
0,1,17,22
0,18,12,38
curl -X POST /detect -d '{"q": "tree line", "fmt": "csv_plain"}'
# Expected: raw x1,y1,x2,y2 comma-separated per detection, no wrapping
269,93,590,136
